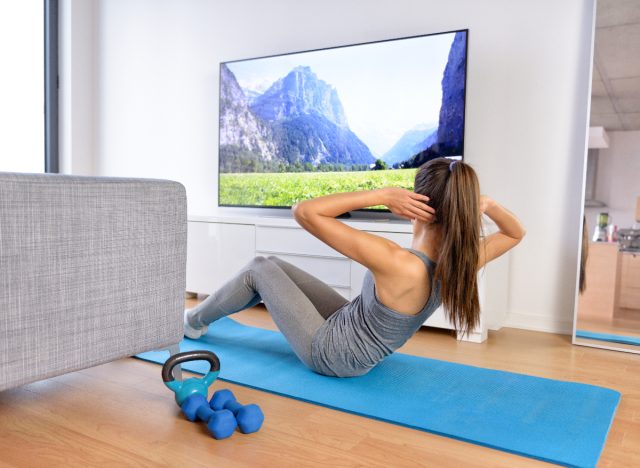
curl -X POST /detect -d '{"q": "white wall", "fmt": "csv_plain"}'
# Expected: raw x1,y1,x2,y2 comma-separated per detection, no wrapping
585,130,640,231
59,0,98,176
62,0,596,334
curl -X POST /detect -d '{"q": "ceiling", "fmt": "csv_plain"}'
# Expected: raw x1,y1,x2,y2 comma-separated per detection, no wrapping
590,0,640,131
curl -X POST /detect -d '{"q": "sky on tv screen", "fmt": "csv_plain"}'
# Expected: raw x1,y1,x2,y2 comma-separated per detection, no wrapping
227,34,454,156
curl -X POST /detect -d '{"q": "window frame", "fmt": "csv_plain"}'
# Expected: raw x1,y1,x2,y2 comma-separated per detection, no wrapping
44,0,58,173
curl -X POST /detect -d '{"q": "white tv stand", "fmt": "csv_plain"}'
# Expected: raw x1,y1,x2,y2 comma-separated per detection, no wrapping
186,211,508,343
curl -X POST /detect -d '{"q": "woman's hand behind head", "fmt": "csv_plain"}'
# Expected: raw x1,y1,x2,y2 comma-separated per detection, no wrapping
380,187,435,222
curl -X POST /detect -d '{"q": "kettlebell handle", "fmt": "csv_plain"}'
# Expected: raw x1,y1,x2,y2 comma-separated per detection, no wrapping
162,350,220,383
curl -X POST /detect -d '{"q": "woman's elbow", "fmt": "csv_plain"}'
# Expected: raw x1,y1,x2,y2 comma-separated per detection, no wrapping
292,202,309,224
518,224,526,239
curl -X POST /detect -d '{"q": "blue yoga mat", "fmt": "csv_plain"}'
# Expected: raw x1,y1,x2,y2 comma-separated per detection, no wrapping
576,329,640,346
136,318,620,468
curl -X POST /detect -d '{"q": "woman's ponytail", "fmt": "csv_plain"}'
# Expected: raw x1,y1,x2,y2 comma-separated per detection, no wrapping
414,158,481,337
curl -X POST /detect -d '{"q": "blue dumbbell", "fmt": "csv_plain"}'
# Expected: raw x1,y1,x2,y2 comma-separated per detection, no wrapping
181,394,237,440
210,389,264,434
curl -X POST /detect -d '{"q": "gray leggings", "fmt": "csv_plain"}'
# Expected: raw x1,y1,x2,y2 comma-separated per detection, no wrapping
187,256,349,369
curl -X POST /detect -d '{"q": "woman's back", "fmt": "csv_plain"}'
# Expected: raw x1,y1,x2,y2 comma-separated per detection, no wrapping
310,249,441,377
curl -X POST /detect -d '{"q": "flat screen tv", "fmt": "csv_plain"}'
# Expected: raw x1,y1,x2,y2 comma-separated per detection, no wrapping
218,29,468,210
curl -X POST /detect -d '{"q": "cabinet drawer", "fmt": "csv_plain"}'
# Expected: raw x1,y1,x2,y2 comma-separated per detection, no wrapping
257,253,351,288
187,222,255,294
621,253,640,279
256,226,343,257
619,253,640,310
619,287,640,310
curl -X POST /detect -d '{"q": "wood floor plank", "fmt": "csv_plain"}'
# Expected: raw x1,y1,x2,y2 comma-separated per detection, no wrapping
305,407,551,467
0,397,160,467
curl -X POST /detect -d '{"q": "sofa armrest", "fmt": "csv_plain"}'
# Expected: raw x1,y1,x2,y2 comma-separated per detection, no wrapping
0,173,187,391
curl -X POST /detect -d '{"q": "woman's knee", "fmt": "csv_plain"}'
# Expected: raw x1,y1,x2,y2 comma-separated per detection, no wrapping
249,256,270,268
266,255,285,267
243,256,277,279
267,255,297,271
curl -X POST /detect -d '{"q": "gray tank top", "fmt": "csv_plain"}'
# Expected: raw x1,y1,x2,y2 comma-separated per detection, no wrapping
311,248,442,377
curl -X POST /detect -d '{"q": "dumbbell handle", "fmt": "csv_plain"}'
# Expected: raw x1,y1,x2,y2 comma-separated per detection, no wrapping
224,400,243,414
196,404,215,423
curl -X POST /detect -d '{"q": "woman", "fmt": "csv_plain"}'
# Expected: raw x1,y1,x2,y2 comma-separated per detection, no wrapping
184,158,525,377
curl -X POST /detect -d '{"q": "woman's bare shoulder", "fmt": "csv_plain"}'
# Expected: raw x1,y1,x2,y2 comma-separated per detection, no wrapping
373,249,432,315
377,248,430,287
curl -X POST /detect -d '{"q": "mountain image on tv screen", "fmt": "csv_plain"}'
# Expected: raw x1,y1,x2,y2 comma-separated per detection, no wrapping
218,30,467,209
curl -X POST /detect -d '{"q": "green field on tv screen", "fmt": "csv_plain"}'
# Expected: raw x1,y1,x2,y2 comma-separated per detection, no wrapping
219,169,417,209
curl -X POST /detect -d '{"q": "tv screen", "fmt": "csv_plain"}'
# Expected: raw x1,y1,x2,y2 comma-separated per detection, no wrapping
218,29,468,210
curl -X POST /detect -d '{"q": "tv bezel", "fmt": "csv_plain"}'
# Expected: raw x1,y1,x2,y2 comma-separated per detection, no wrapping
217,28,469,212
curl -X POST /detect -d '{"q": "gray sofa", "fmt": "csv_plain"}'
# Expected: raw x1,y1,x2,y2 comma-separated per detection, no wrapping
0,172,187,391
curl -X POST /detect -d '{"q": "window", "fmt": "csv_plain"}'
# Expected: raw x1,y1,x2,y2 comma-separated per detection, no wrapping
0,1,57,173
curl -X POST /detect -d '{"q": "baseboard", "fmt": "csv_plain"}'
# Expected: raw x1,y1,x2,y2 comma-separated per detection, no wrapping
500,312,573,335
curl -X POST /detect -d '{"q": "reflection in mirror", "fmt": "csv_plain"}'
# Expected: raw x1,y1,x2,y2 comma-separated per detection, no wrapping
576,203,640,352
573,1,640,353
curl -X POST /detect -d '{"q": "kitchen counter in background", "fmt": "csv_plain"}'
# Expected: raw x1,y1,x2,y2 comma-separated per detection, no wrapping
579,242,640,319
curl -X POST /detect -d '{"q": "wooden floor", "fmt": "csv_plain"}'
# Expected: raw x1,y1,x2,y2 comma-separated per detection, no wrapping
1,303,639,467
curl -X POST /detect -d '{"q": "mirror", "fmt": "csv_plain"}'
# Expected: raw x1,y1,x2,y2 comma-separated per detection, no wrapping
573,0,640,354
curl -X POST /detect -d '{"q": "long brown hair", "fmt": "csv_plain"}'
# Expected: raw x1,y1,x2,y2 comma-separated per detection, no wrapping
579,215,589,294
414,158,481,337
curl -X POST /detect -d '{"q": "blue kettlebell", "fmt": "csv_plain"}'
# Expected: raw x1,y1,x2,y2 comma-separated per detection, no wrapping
161,350,220,406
